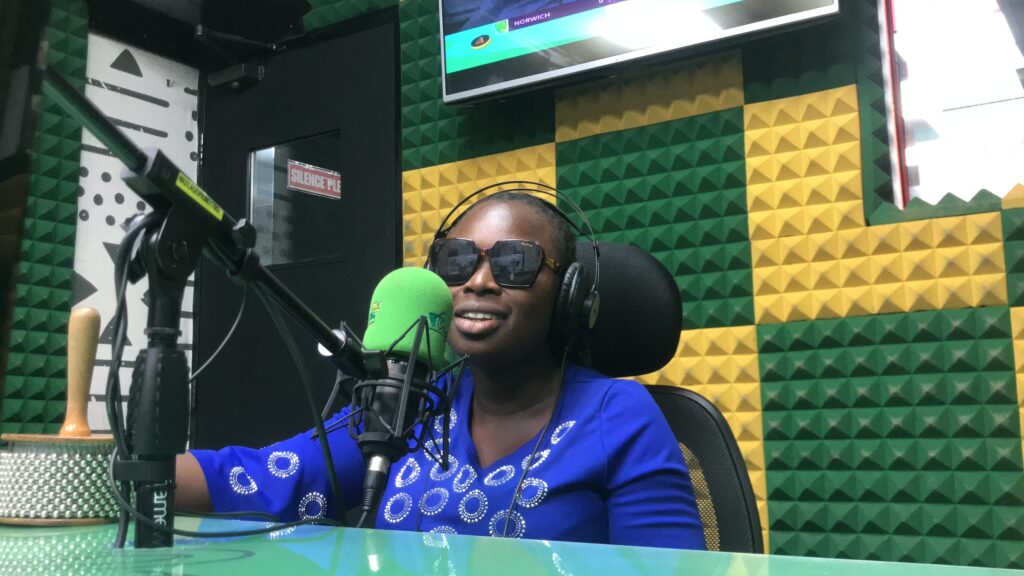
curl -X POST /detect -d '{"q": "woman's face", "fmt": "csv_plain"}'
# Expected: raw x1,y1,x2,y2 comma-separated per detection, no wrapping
444,200,561,368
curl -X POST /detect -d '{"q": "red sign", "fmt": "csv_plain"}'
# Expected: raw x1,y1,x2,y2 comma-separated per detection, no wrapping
287,160,341,199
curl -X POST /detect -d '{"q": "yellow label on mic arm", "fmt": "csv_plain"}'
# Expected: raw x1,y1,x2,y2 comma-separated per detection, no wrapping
175,172,224,221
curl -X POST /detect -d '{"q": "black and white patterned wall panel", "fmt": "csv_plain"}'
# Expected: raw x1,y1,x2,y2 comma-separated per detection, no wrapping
71,33,199,432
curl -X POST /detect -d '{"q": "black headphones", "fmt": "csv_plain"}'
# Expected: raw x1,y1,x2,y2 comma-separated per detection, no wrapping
426,181,601,352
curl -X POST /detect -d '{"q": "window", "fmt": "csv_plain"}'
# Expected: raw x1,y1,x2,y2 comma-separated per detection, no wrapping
880,0,1024,208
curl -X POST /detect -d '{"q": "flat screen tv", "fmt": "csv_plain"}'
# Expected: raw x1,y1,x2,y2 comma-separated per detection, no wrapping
440,0,840,104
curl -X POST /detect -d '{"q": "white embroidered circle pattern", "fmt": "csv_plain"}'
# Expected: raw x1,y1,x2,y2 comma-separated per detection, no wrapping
422,439,442,460
522,449,550,471
298,492,326,519
550,420,576,445
384,492,413,524
483,465,516,486
228,466,257,495
434,409,458,434
422,526,456,548
457,489,488,523
267,451,300,478
451,464,477,493
429,455,460,482
516,478,549,509
419,487,450,516
488,510,526,538
395,458,421,488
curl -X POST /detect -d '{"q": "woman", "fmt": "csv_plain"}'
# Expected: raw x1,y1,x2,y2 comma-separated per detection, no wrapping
177,192,705,548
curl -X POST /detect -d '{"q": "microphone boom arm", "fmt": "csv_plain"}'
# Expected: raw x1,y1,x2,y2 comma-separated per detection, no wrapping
41,69,368,547
42,69,367,376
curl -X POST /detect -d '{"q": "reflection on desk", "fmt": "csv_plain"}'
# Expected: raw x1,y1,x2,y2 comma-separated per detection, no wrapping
0,518,1019,575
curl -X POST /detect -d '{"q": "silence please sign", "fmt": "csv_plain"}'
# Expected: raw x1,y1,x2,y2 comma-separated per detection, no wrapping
287,160,341,199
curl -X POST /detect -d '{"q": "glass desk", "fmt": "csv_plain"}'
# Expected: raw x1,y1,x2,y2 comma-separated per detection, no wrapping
0,519,1018,575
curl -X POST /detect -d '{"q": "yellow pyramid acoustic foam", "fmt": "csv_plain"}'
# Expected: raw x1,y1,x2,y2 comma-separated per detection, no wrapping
636,325,767,547
1010,307,1024,467
555,51,744,143
1001,183,1024,210
744,86,1007,323
401,145,557,267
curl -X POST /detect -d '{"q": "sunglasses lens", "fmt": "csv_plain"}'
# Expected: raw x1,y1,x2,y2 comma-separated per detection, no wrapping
432,239,479,285
489,241,543,287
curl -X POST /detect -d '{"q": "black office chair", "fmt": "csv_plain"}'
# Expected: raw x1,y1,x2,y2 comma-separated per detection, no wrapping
647,385,764,553
578,242,763,553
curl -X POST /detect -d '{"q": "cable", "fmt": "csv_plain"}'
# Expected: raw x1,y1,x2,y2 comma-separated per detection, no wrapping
189,284,248,383
103,214,331,545
107,213,161,548
501,348,570,537
107,215,155,453
175,508,280,522
103,220,350,545
321,372,345,421
254,284,347,525
356,509,371,529
320,370,358,423
311,406,363,440
109,259,131,548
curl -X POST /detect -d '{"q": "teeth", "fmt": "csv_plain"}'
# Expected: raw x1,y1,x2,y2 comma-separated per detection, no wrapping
462,312,499,320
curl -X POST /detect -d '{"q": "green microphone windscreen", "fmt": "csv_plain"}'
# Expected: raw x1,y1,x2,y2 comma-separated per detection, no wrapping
363,267,453,369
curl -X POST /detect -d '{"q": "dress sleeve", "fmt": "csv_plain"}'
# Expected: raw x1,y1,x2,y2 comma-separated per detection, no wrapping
599,381,706,550
190,407,365,522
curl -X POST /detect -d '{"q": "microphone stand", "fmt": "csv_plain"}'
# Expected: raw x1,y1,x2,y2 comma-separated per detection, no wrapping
42,69,383,548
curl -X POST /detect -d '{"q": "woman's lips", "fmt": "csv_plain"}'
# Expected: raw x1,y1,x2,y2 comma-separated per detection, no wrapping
453,312,505,337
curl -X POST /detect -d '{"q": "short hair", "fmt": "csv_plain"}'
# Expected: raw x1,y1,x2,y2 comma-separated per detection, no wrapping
447,191,577,273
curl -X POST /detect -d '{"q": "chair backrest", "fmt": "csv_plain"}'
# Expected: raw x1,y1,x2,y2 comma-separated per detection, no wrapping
577,241,761,552
575,242,681,377
646,385,763,554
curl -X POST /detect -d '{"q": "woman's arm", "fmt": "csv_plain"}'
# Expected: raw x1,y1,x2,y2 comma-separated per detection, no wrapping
175,452,212,512
180,409,365,522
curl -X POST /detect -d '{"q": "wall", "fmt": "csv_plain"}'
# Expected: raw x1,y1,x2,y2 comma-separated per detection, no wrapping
2,0,86,434
6,0,1021,568
1,4,201,436
385,0,1024,568
72,33,200,433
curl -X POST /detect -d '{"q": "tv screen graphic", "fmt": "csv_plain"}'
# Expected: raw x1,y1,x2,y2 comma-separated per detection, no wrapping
440,0,840,103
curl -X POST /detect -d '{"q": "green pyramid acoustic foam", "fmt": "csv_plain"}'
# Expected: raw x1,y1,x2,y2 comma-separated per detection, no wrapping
847,0,899,225
557,107,754,329
304,0,396,32
2,0,87,434
741,2,859,105
759,308,1024,568
398,0,554,171
1001,208,1024,307
868,191,1003,227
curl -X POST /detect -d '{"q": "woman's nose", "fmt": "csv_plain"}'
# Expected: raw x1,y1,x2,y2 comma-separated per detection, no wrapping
462,254,500,293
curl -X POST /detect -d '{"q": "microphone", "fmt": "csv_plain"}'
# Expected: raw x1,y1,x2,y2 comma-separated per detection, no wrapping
350,267,455,524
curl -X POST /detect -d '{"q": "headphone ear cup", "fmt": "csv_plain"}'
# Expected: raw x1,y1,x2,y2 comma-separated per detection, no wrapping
552,262,582,349
581,290,599,331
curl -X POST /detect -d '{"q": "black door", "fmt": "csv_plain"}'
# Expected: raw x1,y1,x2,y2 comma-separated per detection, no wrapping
195,18,398,449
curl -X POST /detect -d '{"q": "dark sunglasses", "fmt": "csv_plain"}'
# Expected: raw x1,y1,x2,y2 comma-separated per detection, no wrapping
429,238,562,288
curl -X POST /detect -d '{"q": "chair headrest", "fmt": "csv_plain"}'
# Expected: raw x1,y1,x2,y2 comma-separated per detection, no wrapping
576,242,682,377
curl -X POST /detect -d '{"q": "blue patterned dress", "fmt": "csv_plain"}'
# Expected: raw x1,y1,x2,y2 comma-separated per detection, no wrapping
191,364,705,549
